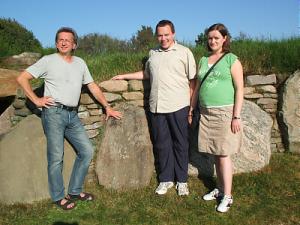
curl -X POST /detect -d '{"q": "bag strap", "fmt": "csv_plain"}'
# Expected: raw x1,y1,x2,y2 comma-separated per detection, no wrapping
199,52,228,88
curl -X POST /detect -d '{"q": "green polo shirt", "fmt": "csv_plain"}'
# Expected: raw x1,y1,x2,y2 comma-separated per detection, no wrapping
144,42,196,113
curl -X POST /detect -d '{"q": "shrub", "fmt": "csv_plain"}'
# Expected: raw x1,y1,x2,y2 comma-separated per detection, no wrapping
77,33,132,54
0,18,42,57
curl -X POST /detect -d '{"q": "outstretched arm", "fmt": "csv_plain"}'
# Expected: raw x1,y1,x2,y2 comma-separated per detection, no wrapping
111,71,148,80
16,71,55,108
87,82,122,120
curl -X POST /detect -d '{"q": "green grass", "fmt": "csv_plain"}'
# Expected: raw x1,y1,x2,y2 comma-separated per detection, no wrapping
230,38,300,75
0,153,299,225
80,52,147,82
1,38,299,82
79,38,300,82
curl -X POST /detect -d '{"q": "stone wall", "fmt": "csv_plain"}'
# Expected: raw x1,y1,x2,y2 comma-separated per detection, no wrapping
244,74,283,152
4,74,285,153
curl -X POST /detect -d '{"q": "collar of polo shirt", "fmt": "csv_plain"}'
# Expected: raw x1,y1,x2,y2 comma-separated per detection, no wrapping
157,41,178,52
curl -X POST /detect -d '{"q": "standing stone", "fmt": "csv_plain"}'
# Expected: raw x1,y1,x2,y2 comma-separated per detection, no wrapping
0,105,15,136
189,100,273,176
96,103,154,190
0,115,76,204
232,100,272,173
281,70,300,153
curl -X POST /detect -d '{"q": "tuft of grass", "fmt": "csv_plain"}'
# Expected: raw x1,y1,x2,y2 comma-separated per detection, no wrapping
0,153,299,225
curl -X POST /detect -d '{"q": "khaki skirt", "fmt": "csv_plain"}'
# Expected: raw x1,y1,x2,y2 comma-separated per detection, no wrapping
198,106,243,156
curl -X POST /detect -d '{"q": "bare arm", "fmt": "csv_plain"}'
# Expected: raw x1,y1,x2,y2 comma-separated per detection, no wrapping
111,71,148,80
189,79,197,102
87,82,122,120
188,79,200,124
231,59,244,133
16,71,54,107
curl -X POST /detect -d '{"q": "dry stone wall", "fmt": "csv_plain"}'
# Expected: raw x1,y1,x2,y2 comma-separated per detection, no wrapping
6,73,284,153
0,72,297,201
244,74,283,152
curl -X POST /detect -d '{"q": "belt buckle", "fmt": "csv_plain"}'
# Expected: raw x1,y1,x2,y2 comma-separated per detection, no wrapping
55,103,67,110
65,105,72,111
56,103,64,109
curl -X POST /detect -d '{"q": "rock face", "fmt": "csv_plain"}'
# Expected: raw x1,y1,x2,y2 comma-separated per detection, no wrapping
232,100,273,173
3,52,41,67
189,100,273,176
0,68,20,97
0,105,14,136
99,80,128,92
281,70,300,153
0,115,76,204
96,103,154,190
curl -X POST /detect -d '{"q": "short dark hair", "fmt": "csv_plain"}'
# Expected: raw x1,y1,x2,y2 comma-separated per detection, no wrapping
55,27,78,45
205,23,231,53
155,20,175,35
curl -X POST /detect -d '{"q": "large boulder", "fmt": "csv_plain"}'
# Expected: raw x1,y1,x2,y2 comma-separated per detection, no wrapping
95,103,154,190
0,115,76,204
0,68,20,97
0,105,14,136
281,70,300,153
3,52,41,68
189,100,273,176
232,100,273,172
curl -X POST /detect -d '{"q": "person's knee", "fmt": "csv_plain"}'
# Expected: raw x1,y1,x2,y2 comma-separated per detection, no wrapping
82,145,94,161
47,150,64,164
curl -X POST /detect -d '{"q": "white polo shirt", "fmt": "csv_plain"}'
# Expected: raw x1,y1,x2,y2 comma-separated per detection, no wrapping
145,43,196,113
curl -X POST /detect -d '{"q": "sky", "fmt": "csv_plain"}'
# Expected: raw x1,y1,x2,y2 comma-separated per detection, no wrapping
1,0,299,48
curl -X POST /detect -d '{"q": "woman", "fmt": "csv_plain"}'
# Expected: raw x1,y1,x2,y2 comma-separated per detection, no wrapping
189,23,243,213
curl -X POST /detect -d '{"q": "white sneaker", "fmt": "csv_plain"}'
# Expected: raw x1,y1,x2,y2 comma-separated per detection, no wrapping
155,182,174,195
176,182,189,196
203,188,223,201
216,195,233,213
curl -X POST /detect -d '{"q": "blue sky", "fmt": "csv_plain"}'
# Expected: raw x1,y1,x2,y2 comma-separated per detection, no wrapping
1,0,299,48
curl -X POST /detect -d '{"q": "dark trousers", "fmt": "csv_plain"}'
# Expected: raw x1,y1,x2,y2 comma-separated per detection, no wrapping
150,106,189,183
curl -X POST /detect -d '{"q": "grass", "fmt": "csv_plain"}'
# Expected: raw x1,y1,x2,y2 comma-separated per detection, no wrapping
80,52,147,82
80,38,300,82
0,153,299,225
1,38,299,83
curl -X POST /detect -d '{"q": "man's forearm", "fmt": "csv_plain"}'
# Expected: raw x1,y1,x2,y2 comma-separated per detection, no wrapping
16,71,39,105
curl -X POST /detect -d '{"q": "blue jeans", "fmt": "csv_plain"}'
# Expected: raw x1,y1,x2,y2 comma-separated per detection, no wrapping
41,106,94,201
